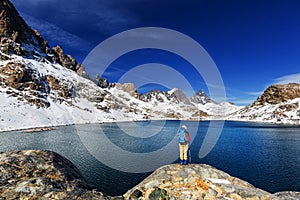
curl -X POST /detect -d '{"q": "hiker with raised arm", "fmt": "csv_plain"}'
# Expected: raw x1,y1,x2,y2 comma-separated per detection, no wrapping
178,125,191,165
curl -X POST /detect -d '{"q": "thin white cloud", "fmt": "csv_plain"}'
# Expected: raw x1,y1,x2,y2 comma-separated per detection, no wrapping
20,12,93,53
12,0,140,35
225,95,256,106
272,73,300,85
245,91,264,96
230,99,256,106
235,73,300,106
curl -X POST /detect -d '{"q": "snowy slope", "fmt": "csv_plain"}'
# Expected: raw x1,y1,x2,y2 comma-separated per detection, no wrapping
229,98,300,125
0,54,239,132
2,53,299,132
0,53,247,132
197,102,244,120
227,83,300,125
0,55,107,131
3,53,299,133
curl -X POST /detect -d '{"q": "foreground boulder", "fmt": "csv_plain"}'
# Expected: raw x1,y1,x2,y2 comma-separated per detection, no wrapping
0,150,120,199
124,164,276,200
0,150,299,200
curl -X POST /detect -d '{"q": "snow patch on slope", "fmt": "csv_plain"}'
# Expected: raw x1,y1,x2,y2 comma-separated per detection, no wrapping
229,98,300,125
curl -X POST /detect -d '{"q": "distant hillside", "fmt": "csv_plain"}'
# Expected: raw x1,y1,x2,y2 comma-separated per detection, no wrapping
229,83,300,124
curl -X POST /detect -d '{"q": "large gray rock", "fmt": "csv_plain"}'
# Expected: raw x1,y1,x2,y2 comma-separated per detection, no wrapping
0,150,120,199
124,164,280,200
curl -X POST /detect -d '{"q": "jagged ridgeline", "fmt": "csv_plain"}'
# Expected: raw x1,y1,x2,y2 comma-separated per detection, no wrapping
0,0,87,75
0,0,243,132
0,0,103,111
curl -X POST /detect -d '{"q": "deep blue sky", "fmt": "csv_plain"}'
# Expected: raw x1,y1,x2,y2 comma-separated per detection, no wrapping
11,0,300,105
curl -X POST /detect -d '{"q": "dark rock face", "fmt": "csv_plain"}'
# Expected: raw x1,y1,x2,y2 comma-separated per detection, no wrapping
253,83,300,106
0,0,50,55
49,45,87,73
0,0,89,78
94,74,110,88
191,90,215,105
139,90,178,103
129,189,143,199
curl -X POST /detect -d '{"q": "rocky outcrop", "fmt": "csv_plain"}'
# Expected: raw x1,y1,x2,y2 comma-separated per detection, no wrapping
0,0,89,78
231,83,300,124
94,74,110,88
192,110,209,118
0,0,50,56
139,90,176,103
0,150,121,199
49,45,88,74
274,191,300,199
0,60,77,108
115,83,138,98
253,83,300,106
124,164,278,200
1,150,299,200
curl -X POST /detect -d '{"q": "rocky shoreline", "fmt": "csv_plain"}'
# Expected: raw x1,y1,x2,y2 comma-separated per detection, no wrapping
0,150,299,200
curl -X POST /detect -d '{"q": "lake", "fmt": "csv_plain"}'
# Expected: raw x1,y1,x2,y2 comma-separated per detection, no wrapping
0,120,299,196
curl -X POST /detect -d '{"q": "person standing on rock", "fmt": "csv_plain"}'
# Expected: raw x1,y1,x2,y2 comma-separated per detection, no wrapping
178,125,191,165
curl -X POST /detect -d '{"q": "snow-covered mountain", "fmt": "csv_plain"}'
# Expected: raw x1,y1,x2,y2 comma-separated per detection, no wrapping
229,83,300,124
0,0,244,132
5,0,300,132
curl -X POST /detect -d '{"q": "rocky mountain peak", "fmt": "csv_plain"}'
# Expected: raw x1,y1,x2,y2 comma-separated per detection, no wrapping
0,0,50,55
0,0,89,77
168,88,192,105
115,83,138,97
252,83,300,106
50,45,78,71
191,89,215,105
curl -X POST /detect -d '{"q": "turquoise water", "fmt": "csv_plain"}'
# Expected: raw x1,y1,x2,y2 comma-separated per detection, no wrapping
0,120,299,196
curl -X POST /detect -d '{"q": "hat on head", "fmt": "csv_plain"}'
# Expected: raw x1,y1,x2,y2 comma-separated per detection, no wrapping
182,125,187,130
